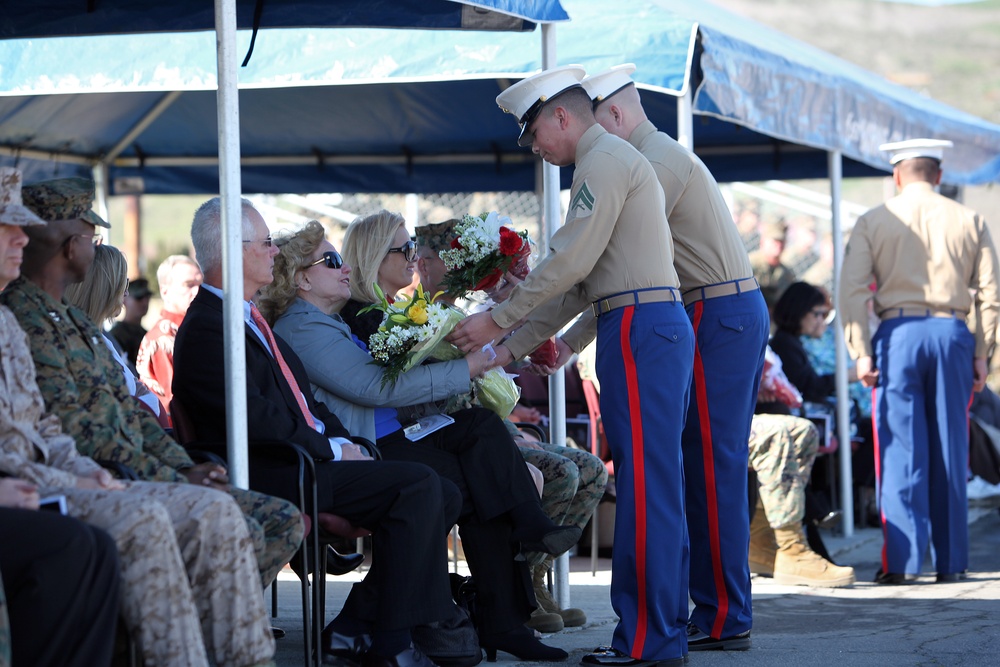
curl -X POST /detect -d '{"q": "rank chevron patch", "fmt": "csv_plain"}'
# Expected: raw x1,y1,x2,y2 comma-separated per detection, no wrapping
569,181,595,218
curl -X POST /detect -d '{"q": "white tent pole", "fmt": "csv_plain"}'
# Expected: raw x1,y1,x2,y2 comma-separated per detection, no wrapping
829,149,854,535
676,84,694,151
540,20,571,609
105,91,183,162
91,162,110,224
215,0,249,488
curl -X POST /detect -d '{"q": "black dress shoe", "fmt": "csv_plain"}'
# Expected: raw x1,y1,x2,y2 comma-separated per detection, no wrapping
686,623,751,651
873,569,918,585
326,546,365,576
321,627,373,666
513,525,583,556
271,626,286,639
479,625,568,662
936,571,968,583
580,647,684,666
361,644,435,667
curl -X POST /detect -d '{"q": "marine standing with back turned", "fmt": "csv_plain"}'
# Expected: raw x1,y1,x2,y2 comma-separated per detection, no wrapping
839,138,999,584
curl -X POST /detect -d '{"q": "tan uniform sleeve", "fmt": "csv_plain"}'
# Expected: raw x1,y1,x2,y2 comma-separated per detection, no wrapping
973,221,1000,358
502,287,591,360
838,215,876,359
491,158,630,330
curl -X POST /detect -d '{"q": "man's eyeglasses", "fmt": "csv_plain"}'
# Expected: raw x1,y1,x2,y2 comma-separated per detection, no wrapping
62,232,102,247
386,240,417,262
811,309,830,319
303,250,344,270
243,235,273,248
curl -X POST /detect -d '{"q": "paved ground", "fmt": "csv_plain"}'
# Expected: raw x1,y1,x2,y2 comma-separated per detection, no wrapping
272,504,1000,667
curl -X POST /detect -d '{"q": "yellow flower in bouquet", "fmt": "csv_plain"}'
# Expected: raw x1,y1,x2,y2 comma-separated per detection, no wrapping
360,283,464,388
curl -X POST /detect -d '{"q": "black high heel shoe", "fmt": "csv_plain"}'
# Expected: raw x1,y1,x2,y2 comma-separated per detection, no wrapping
479,625,568,662
511,525,582,556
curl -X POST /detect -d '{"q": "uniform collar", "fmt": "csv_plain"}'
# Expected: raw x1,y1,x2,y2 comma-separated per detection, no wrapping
627,119,658,149
575,123,608,163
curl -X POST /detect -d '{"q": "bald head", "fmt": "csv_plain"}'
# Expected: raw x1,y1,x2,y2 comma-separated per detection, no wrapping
591,84,647,141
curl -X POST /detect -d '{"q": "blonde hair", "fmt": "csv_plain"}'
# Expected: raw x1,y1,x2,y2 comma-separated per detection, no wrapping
341,210,406,304
257,220,327,325
65,244,129,325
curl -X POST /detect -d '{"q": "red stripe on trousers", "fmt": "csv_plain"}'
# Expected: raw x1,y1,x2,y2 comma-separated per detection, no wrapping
690,302,729,638
620,306,648,657
871,386,888,572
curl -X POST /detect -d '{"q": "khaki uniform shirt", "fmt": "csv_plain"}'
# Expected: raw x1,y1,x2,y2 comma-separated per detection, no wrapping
495,124,679,359
839,181,1000,359
629,120,752,290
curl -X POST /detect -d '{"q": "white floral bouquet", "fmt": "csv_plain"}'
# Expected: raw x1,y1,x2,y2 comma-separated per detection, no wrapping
438,211,531,297
360,284,464,388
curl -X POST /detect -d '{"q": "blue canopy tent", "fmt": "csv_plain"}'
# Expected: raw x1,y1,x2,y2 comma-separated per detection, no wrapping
3,0,1000,194
0,0,567,36
5,0,1000,534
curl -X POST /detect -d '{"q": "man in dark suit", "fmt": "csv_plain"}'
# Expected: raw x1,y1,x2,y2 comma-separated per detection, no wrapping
172,196,461,667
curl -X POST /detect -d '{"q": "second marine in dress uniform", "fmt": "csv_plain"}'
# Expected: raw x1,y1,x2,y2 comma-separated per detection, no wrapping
581,64,769,650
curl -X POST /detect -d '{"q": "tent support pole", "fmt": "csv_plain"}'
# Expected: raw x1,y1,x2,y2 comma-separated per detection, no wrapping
215,0,249,490
91,163,110,224
676,82,694,151
829,149,854,536
541,21,571,610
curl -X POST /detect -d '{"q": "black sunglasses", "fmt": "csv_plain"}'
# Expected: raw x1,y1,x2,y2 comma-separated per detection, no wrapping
303,250,344,270
386,239,418,262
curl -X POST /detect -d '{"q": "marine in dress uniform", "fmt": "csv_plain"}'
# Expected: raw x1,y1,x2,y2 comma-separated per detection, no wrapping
581,64,770,650
839,138,1000,583
450,65,694,667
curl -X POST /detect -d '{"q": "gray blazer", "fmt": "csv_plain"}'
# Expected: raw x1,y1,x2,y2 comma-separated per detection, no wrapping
273,298,471,441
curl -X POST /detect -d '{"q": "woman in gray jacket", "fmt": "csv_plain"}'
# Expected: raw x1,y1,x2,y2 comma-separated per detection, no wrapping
258,220,576,663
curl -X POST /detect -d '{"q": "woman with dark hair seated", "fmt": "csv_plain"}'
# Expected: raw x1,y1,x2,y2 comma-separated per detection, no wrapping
258,217,575,663
769,282,857,409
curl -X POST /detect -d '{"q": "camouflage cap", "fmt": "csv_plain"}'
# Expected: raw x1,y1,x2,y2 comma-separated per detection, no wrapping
0,167,47,227
415,219,461,254
22,177,110,228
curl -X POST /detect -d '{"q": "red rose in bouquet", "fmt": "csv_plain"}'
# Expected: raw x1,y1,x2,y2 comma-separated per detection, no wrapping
529,338,559,367
439,211,532,298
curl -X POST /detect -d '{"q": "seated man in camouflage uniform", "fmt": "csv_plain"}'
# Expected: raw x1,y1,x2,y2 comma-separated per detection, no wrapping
0,176,303,590
747,413,855,587
0,167,275,667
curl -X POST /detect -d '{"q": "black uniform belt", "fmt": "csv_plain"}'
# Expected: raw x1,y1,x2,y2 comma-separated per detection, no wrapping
682,277,760,306
879,307,966,321
592,287,681,317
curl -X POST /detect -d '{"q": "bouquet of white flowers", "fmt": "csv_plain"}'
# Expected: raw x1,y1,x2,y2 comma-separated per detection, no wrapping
360,284,464,388
438,211,531,298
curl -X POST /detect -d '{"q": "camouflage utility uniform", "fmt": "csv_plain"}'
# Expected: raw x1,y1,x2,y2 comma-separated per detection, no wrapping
0,278,303,587
0,305,275,667
747,413,819,528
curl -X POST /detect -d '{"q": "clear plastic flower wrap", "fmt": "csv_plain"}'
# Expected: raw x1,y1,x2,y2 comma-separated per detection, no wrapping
474,368,521,420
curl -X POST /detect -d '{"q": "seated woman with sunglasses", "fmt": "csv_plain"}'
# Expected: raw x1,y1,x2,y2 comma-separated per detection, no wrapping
767,282,858,414
258,216,576,662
